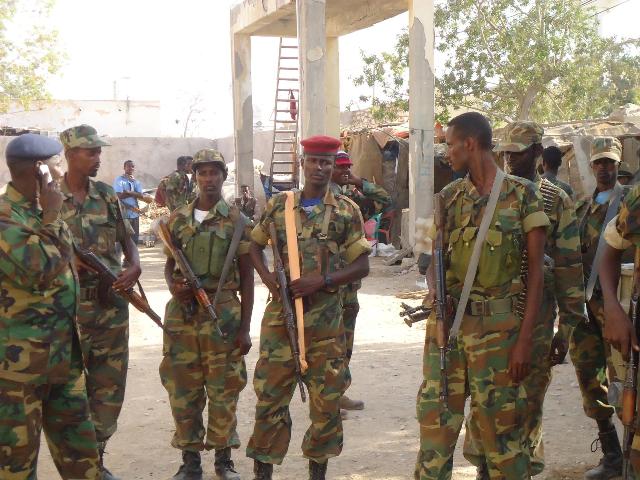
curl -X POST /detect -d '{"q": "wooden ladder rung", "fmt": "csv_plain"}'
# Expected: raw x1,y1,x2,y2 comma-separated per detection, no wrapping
277,88,299,91
279,56,298,60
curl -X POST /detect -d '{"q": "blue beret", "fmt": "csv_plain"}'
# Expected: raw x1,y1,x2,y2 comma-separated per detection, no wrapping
6,133,63,161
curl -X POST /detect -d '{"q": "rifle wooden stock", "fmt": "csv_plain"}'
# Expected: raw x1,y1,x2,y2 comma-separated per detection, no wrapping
433,193,450,410
157,220,224,338
269,223,307,402
74,247,166,333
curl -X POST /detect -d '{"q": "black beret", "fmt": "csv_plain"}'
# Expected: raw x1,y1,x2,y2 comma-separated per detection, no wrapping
6,133,63,161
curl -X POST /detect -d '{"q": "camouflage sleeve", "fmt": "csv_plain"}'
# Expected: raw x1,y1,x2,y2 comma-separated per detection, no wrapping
0,216,74,287
521,182,550,232
341,200,372,264
613,184,640,248
251,196,278,246
604,215,632,250
361,180,392,213
164,174,178,211
550,195,586,330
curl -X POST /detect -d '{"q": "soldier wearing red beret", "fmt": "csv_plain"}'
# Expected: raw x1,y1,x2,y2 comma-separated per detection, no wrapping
247,136,372,479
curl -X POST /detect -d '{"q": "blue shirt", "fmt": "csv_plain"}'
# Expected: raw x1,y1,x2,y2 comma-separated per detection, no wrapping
113,175,143,219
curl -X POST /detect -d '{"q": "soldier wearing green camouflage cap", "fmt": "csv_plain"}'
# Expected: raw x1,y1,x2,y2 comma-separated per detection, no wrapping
461,120,587,478
59,124,141,480
569,136,631,480
0,134,100,479
160,147,254,480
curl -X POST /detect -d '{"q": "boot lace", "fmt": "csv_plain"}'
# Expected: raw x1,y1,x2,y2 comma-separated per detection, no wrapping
591,437,601,453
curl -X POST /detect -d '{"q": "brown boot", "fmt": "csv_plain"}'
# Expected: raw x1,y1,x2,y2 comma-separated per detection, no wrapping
214,448,240,480
172,450,203,480
340,395,364,411
585,420,622,480
253,460,273,480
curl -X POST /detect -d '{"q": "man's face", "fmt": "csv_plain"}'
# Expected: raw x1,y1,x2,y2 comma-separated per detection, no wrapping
67,147,102,177
184,160,193,174
43,155,64,181
302,154,334,188
241,186,251,197
445,126,470,173
124,162,135,176
195,163,224,196
504,145,536,178
332,163,351,186
591,158,619,190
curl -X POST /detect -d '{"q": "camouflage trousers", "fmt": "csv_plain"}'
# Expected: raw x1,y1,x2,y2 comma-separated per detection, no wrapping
463,292,556,476
342,289,359,387
246,299,348,465
569,297,624,422
77,293,129,443
0,348,99,480
415,306,529,480
159,294,247,452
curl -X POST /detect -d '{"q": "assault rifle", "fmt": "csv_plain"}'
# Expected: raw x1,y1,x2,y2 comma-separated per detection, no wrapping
74,246,166,333
399,302,431,327
268,222,307,402
157,220,224,338
622,282,640,479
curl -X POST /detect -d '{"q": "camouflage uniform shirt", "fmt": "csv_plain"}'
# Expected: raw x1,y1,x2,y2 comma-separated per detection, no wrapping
0,184,78,386
165,170,197,212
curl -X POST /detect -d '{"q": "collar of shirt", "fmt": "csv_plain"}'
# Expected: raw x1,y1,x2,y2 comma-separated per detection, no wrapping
186,197,230,225
60,176,101,202
4,183,39,213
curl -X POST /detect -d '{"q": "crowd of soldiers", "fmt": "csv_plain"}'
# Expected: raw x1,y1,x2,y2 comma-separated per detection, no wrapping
0,111,639,480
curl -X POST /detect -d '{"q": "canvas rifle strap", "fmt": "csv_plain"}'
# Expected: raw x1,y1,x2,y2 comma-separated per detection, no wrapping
212,208,248,309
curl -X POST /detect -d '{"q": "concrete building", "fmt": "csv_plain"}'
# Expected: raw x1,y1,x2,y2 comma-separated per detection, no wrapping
230,0,434,245
0,99,162,137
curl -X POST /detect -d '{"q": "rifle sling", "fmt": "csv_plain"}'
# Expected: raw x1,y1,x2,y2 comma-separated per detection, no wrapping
448,169,505,345
585,182,623,301
211,210,247,309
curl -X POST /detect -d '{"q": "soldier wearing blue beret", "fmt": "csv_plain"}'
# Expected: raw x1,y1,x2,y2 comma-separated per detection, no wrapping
0,133,100,479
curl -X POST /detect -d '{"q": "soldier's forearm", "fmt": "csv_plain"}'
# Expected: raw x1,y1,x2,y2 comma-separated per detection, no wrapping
329,254,369,286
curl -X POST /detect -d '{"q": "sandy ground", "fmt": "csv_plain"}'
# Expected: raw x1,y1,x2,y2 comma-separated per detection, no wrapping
38,247,612,479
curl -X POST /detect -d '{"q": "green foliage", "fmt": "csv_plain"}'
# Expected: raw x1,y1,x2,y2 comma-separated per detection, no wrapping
354,0,640,124
0,0,63,113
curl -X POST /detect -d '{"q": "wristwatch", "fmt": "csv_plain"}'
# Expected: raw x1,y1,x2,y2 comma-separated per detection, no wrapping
323,274,334,289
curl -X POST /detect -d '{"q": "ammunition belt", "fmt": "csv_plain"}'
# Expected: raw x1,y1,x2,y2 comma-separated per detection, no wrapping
516,179,561,318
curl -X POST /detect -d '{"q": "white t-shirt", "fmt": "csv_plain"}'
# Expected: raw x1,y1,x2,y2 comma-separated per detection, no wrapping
194,208,209,224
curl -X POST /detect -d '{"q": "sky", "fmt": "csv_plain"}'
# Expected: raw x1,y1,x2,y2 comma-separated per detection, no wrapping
32,0,640,138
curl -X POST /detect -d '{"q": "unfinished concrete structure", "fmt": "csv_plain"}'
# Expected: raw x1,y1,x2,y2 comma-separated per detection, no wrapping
230,0,434,244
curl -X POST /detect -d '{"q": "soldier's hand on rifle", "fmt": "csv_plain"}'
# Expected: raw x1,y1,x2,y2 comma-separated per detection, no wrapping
260,271,280,300
236,327,252,356
549,324,571,366
168,278,193,304
604,300,639,360
509,337,532,383
290,273,325,298
113,264,141,292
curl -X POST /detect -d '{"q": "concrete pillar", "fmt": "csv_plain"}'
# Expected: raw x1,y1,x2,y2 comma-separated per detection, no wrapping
297,0,327,138
408,0,435,247
231,33,254,195
325,36,340,138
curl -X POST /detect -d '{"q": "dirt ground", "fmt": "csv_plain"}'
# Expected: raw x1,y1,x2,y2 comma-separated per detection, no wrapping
39,247,612,479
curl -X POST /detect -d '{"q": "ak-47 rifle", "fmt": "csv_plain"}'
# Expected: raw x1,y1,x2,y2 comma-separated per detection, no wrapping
268,222,307,402
433,193,451,410
399,302,431,327
157,220,224,338
74,246,166,333
622,259,640,479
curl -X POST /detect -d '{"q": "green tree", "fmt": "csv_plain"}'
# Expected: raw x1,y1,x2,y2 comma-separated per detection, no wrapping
354,0,640,124
0,0,63,113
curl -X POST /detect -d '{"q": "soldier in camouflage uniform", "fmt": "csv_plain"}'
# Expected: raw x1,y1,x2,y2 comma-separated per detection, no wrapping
569,137,631,480
329,150,391,414
247,135,371,480
0,134,99,479
463,122,587,478
165,156,197,212
541,145,574,199
416,113,549,480
59,125,141,480
160,149,254,480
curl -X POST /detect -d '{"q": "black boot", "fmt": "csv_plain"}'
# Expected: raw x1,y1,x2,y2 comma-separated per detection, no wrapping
253,460,273,480
585,420,623,480
98,442,121,480
309,460,328,480
476,461,490,480
215,447,240,480
172,450,203,480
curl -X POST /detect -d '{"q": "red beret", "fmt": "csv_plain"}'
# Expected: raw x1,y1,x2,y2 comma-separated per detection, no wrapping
301,135,342,155
335,150,352,166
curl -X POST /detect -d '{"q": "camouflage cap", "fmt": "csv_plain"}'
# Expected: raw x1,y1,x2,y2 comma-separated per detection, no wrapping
59,124,111,149
590,136,622,163
493,121,544,153
193,149,227,175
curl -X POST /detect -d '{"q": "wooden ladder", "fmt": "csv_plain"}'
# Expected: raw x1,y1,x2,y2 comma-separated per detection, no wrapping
268,38,300,196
